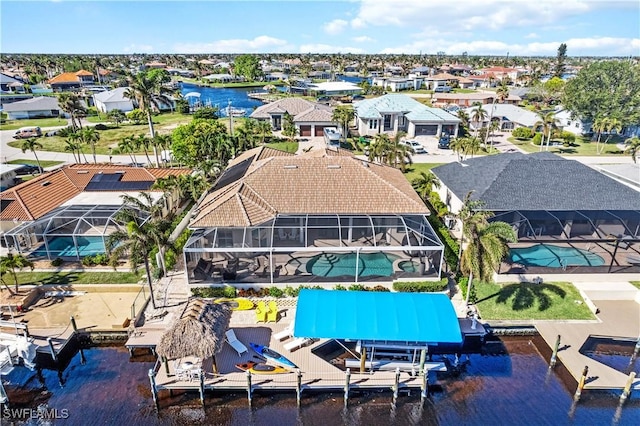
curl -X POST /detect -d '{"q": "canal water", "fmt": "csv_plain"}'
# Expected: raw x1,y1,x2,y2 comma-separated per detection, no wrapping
3,336,639,425
180,82,264,114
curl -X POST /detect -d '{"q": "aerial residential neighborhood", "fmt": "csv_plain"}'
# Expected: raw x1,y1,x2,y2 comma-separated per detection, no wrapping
0,1,639,424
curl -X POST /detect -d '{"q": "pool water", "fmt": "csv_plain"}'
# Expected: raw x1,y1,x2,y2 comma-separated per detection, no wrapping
306,252,399,277
32,236,106,258
509,244,605,267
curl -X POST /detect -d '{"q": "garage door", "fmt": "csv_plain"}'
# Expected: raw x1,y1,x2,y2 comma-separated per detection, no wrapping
415,125,438,136
299,125,312,136
314,126,326,136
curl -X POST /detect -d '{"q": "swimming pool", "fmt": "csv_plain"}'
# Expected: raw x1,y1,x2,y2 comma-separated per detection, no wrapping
509,244,605,267
32,236,106,258
306,252,399,277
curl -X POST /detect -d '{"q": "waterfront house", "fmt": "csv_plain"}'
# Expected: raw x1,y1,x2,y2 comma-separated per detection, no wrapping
48,70,95,92
2,96,61,120
249,98,336,136
431,152,640,273
93,87,135,113
431,93,521,109
183,146,445,286
354,94,460,138
462,103,538,132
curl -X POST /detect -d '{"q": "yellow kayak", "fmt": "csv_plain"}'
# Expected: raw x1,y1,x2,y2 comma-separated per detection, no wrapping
214,297,254,310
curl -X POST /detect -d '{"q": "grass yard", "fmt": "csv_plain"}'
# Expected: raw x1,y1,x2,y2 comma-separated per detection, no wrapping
475,281,596,320
509,137,626,156
7,159,64,168
8,271,142,287
404,163,445,182
0,117,69,131
631,281,640,290
266,141,299,153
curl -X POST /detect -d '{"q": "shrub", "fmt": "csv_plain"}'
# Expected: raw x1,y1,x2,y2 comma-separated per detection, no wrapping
94,123,110,131
269,286,284,298
532,132,543,145
333,284,347,291
457,277,477,304
223,286,237,298
512,127,534,139
51,257,64,267
93,253,109,266
191,287,227,298
81,256,95,266
393,278,449,293
164,248,177,271
193,107,218,120
427,214,459,271
560,131,576,146
173,229,193,253
284,286,300,297
86,106,99,116
369,285,390,292
348,284,367,291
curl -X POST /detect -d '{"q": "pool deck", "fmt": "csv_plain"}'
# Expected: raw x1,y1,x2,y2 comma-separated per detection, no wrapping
535,281,640,392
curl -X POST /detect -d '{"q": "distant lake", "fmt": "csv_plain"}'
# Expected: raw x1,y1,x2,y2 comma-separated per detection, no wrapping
180,82,264,114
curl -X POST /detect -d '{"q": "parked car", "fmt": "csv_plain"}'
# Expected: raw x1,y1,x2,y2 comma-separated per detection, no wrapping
434,86,452,93
400,140,427,154
45,129,59,137
14,164,41,175
13,126,42,139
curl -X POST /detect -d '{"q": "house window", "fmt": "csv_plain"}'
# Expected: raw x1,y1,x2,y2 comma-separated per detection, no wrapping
399,116,406,127
384,115,392,130
369,119,378,130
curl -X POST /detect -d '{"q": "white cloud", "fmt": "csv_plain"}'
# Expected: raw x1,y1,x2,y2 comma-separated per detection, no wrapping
123,44,153,53
173,36,290,54
299,44,365,54
525,32,539,39
353,36,375,43
353,0,595,32
323,19,349,35
378,36,640,56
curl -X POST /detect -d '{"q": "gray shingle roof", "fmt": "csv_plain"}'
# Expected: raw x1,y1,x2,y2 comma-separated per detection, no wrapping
3,96,60,112
431,152,640,211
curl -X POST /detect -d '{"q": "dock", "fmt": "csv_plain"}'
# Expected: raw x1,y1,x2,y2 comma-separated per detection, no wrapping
535,281,640,392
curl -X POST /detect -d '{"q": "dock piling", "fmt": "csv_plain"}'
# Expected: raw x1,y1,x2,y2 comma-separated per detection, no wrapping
47,337,57,362
573,365,589,401
296,369,302,406
344,368,351,406
419,349,426,375
550,335,561,368
246,370,252,406
392,367,400,405
70,316,78,333
199,370,205,406
148,369,159,410
421,372,429,403
620,372,636,404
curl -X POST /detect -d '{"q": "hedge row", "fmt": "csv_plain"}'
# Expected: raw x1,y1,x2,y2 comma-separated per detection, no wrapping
392,278,449,293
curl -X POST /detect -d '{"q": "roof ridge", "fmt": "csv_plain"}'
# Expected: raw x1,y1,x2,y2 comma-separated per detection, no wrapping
11,190,33,220
235,192,252,226
358,159,427,211
240,182,278,213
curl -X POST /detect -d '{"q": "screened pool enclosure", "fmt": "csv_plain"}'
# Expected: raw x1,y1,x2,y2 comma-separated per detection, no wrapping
3,204,148,260
184,213,445,285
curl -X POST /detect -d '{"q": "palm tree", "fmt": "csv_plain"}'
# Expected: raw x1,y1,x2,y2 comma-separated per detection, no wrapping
118,135,138,165
20,138,43,173
153,134,172,166
58,93,86,131
282,112,298,141
256,120,273,145
602,117,622,154
482,81,509,147
470,104,487,141
459,202,517,305
63,137,81,163
390,131,412,171
0,254,34,293
624,137,640,163
79,127,101,163
134,134,153,165
331,106,355,145
125,70,173,166
535,111,558,151
412,171,440,202
457,110,470,136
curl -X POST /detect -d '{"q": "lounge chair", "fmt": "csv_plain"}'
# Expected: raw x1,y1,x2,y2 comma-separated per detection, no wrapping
627,255,640,265
284,337,313,352
225,329,248,356
288,228,298,241
273,322,294,341
254,256,269,277
267,300,278,322
255,301,268,322
278,228,288,240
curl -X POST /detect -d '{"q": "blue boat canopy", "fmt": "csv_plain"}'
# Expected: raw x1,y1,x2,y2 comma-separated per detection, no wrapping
294,290,462,344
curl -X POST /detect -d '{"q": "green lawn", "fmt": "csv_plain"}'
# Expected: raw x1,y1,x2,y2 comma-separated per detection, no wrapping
475,281,596,320
8,113,193,155
7,159,64,168
8,271,142,286
266,141,299,153
631,281,640,290
0,117,69,131
509,137,626,156
404,163,445,182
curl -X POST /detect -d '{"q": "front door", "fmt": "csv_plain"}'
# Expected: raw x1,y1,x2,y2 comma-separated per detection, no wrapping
273,115,282,131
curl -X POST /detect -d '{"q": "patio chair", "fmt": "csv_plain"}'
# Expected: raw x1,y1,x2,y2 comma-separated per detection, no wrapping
278,228,288,240
273,322,294,341
225,329,248,356
254,256,269,277
267,300,278,322
289,228,298,241
627,255,640,265
255,301,268,322
284,337,313,352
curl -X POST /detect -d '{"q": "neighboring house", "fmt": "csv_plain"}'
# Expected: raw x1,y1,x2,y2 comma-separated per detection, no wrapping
306,81,362,97
2,96,61,120
467,74,497,88
264,72,288,82
410,66,431,76
479,67,521,82
0,164,24,191
166,68,195,78
145,62,167,69
250,98,336,136
554,107,591,136
431,152,640,273
372,77,425,92
462,103,539,131
48,69,95,92
93,87,135,113
203,73,242,83
0,164,191,258
354,94,460,138
0,72,25,92
432,93,521,108
183,146,445,285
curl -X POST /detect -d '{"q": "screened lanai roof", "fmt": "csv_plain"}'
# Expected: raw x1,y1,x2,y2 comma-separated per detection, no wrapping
294,290,462,343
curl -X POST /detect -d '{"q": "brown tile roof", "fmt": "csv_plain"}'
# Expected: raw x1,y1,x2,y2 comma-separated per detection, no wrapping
48,69,93,84
1,164,191,221
190,151,427,228
74,70,94,76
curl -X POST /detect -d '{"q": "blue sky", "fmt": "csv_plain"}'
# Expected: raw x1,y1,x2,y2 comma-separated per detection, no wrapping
2,0,639,56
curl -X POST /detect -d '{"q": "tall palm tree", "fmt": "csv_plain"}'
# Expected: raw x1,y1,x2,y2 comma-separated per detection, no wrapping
412,171,441,202
63,137,81,163
79,127,101,163
456,110,470,136
134,134,153,165
602,117,622,154
58,93,86,131
624,137,640,163
256,120,273,145
0,254,34,293
118,135,138,165
459,204,517,305
153,134,173,166
125,70,173,166
470,104,487,141
331,106,355,145
390,131,412,171
535,111,558,151
20,138,43,173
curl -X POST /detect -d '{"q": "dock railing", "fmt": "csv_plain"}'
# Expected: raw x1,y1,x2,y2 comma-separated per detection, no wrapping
130,285,148,325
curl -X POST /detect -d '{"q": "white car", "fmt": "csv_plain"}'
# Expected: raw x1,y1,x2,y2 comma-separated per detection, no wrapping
401,140,427,154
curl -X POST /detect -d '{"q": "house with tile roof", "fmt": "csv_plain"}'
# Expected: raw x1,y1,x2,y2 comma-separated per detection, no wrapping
183,145,445,286
1,164,191,259
431,152,640,274
432,92,521,109
250,98,336,137
48,69,95,92
354,94,460,138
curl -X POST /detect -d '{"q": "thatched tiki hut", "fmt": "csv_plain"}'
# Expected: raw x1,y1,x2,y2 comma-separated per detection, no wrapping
156,298,232,374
